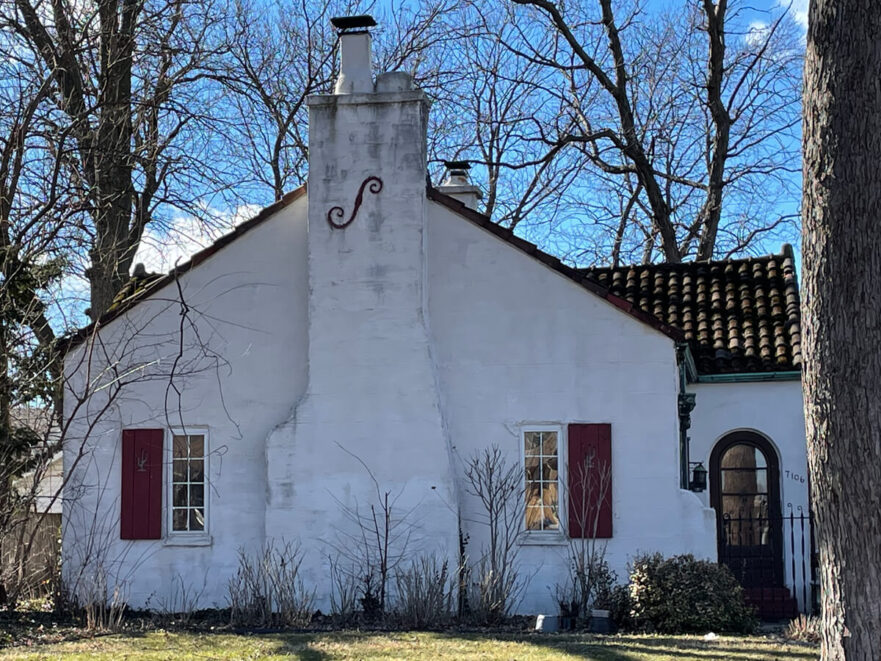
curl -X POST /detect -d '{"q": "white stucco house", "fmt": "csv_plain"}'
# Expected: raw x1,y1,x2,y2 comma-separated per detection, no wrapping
60,17,811,619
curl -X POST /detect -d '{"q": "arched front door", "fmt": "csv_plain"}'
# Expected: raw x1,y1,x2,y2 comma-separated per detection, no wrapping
710,432,784,589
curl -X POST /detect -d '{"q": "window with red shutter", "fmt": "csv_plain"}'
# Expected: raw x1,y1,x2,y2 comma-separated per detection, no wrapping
567,423,612,538
120,429,164,540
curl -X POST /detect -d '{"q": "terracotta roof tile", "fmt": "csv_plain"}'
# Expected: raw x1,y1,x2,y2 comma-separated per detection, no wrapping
580,245,802,375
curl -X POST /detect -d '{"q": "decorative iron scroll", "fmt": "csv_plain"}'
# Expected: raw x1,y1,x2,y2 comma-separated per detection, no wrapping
326,176,383,229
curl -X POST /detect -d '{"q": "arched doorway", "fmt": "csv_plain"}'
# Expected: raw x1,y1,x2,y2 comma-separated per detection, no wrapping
710,431,783,589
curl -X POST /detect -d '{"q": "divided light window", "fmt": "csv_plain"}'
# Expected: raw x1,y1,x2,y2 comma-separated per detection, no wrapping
524,429,560,532
172,433,206,533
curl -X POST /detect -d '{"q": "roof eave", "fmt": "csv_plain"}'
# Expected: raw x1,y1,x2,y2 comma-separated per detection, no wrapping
59,185,307,355
426,186,684,344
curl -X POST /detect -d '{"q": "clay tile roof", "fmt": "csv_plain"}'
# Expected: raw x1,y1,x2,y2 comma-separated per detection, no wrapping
580,245,802,375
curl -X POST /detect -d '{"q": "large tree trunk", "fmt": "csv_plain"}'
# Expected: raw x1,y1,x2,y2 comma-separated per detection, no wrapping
802,2,881,660
88,0,139,321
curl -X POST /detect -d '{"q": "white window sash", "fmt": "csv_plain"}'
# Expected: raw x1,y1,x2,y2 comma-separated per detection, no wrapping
166,427,211,543
521,424,564,536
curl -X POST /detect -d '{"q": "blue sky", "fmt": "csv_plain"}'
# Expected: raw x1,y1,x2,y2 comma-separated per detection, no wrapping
141,0,808,268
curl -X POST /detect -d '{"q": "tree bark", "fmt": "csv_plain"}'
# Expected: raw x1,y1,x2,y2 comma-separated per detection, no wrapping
695,0,731,262
802,2,881,659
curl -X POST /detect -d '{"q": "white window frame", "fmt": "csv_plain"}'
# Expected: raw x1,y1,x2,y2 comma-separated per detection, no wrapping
165,427,212,546
520,424,566,544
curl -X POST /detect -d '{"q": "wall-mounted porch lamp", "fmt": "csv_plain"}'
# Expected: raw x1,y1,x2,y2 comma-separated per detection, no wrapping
689,462,707,492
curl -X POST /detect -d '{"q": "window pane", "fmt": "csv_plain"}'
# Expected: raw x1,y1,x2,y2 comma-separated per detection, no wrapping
173,484,188,507
542,506,560,530
190,460,204,482
524,432,541,455
173,460,187,482
189,435,204,458
189,484,204,508
172,508,188,531
721,443,767,470
721,468,768,494
189,508,205,531
524,456,540,481
525,506,544,530
542,457,558,481
525,483,541,508
721,510,771,547
755,469,768,493
173,435,188,459
722,494,768,520
541,482,557,506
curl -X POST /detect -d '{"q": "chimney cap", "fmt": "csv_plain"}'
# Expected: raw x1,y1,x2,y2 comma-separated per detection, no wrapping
331,15,377,32
443,160,472,171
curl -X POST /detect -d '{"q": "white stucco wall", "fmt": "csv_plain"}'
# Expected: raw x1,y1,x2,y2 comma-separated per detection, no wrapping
427,201,717,614
689,379,812,610
62,197,309,609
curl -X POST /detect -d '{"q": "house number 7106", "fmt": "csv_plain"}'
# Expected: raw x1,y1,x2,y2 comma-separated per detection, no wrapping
784,470,805,483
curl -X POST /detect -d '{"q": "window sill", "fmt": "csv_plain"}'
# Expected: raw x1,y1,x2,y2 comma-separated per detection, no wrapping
519,532,569,546
163,534,212,547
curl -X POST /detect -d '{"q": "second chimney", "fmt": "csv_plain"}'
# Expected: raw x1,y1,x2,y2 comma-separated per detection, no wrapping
331,15,376,95
438,161,483,211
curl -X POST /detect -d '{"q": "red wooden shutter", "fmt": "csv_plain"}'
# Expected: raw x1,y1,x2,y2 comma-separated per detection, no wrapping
567,423,612,538
120,429,163,540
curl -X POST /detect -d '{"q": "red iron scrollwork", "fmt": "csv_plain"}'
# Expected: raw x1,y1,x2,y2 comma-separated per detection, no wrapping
326,176,384,229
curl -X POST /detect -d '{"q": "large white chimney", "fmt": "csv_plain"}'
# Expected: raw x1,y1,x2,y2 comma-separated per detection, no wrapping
265,16,459,598
331,15,376,95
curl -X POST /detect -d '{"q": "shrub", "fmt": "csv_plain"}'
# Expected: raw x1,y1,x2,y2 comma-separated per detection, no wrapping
785,614,821,643
554,557,618,628
628,553,757,634
327,557,359,624
391,556,454,629
227,540,315,628
465,557,520,624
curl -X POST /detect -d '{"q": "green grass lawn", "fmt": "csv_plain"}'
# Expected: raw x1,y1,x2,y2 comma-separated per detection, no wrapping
0,630,819,660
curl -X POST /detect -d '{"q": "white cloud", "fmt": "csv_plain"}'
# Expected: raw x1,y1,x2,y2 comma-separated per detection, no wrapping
132,204,262,275
746,20,771,47
780,0,808,31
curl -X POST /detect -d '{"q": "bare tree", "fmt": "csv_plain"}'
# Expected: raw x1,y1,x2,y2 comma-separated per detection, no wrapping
485,0,804,263
0,58,68,602
216,0,461,207
555,449,612,623
433,5,586,234
463,445,525,622
216,0,346,202
327,444,419,619
3,0,229,320
802,1,881,659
